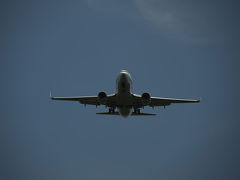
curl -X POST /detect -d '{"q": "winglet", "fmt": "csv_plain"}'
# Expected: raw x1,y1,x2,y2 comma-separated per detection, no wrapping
50,90,53,100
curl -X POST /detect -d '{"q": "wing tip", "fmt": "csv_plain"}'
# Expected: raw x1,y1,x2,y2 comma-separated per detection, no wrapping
49,90,54,100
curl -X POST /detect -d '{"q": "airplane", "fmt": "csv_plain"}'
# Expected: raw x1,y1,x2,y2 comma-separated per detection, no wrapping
50,70,200,117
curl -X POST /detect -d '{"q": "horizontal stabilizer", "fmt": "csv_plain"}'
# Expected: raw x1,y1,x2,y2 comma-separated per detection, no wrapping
96,112,120,115
96,112,156,116
131,112,156,116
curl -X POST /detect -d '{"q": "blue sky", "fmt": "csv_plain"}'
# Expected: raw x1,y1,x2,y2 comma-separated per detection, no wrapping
1,0,240,179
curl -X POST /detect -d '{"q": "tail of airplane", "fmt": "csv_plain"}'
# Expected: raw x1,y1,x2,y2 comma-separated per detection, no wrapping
96,112,156,116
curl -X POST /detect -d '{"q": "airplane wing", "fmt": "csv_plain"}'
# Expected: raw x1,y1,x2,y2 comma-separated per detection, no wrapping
50,92,116,106
133,94,200,108
51,95,100,105
149,97,200,107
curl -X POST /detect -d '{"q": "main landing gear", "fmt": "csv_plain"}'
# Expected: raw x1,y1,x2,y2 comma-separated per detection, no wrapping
134,108,141,114
109,107,116,113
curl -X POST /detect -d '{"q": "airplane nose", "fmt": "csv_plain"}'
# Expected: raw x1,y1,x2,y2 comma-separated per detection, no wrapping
121,73,126,79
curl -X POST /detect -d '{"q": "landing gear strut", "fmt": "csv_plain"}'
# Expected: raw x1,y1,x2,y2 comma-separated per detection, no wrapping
109,107,115,113
134,108,140,114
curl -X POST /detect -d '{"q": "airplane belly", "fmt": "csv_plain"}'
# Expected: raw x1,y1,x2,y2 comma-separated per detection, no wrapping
118,107,132,117
116,93,133,117
116,93,134,106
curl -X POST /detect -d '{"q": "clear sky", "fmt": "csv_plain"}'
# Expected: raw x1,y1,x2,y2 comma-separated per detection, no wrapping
1,0,240,179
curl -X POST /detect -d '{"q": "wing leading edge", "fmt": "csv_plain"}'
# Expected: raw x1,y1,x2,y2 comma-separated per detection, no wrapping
150,97,200,107
132,94,200,107
50,92,116,106
51,96,100,105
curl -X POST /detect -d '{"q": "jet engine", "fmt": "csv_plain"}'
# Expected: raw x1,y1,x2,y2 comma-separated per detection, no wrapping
98,91,107,99
141,92,151,105
98,92,107,104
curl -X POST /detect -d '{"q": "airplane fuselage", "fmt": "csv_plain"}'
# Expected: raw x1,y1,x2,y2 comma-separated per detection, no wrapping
116,70,133,117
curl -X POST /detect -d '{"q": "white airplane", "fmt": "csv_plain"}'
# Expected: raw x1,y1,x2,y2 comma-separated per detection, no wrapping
51,70,200,117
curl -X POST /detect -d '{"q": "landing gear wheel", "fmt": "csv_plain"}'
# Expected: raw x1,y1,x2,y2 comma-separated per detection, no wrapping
137,109,140,114
134,109,141,114
109,107,115,113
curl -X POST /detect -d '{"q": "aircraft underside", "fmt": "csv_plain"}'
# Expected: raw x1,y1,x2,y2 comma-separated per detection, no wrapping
50,70,200,118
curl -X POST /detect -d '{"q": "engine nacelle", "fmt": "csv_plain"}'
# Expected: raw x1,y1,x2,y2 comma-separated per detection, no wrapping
98,91,107,99
142,92,150,100
141,92,151,105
